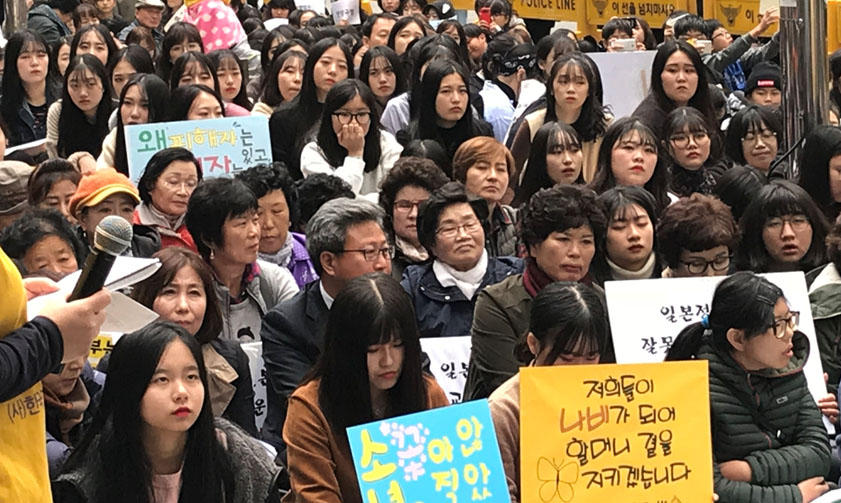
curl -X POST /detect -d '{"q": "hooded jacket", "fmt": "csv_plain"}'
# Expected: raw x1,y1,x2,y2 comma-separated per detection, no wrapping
808,262,841,392
698,332,830,502
27,4,71,46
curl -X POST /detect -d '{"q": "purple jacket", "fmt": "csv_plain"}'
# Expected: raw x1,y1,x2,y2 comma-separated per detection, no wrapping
288,232,319,287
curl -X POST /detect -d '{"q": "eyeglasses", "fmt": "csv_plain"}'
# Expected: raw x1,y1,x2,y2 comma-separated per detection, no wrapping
768,311,799,339
680,254,731,274
436,218,482,239
340,245,395,261
332,111,371,125
669,132,709,148
394,199,426,212
741,130,777,145
764,215,810,232
712,30,731,40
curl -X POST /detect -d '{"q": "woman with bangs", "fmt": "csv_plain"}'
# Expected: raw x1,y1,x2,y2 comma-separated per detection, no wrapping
108,45,155,101
590,117,671,212
98,74,169,174
252,49,306,117
270,38,353,179
157,22,204,84
209,49,252,112
725,105,787,178
736,180,829,273
301,79,402,198
515,121,585,205
169,51,251,117
633,40,718,140
463,184,608,400
663,106,726,197
591,186,661,284
69,25,118,69
28,159,82,221
284,273,449,503
46,54,113,160
398,60,494,159
386,15,428,56
509,52,610,186
489,281,609,503
1,30,60,150
359,45,406,117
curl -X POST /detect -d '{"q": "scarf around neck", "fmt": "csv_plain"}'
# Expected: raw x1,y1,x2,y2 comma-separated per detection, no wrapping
432,249,488,300
258,232,294,267
522,257,554,297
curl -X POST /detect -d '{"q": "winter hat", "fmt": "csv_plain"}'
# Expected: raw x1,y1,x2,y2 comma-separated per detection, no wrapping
745,62,781,96
69,168,140,218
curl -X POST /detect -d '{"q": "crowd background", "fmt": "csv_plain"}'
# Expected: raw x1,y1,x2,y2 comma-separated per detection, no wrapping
1,0,841,501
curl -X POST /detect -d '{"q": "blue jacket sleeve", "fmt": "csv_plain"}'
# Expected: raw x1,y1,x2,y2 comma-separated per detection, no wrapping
0,316,63,402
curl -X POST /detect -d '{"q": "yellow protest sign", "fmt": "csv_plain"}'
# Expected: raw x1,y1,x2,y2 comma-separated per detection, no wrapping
585,0,692,29
703,0,762,34
512,0,586,26
520,361,713,502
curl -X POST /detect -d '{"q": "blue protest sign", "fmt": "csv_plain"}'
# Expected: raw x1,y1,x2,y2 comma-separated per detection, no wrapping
124,116,271,183
347,400,509,503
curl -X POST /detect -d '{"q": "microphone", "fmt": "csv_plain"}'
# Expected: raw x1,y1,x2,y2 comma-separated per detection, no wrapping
68,215,133,301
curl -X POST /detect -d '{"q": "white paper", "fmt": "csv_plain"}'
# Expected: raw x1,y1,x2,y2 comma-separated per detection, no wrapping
605,272,835,433
101,292,159,333
813,489,841,503
587,51,656,120
57,256,161,293
5,138,47,154
420,336,471,404
294,0,325,14
330,0,360,24
240,341,267,431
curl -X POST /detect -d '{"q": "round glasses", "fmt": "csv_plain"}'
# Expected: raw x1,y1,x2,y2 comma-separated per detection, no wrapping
332,111,371,125
768,311,799,339
679,254,731,274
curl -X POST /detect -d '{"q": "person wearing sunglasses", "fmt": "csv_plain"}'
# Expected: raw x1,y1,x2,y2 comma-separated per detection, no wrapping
301,79,402,199
402,182,522,339
667,272,833,503
657,194,739,278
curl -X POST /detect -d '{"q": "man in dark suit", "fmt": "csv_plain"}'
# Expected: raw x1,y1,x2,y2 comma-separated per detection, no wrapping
261,198,392,453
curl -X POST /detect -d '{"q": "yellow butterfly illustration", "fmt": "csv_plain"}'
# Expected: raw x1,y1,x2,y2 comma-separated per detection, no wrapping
537,456,579,503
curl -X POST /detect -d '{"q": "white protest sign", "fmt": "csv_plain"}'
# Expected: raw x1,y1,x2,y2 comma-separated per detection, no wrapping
330,0,360,24
587,51,656,120
295,0,326,13
241,341,268,431
420,336,471,404
605,272,834,432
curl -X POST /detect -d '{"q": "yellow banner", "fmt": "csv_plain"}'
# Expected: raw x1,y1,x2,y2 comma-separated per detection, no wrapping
520,361,713,502
512,0,587,25
705,0,762,34
585,0,691,28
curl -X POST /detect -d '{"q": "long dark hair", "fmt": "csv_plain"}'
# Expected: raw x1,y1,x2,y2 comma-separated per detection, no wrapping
736,180,829,273
69,24,119,69
589,117,670,212
311,273,427,435
545,53,609,142
316,79,383,174
724,105,782,167
649,40,716,129
114,74,169,176
1,30,56,146
666,271,785,360
799,125,841,221
517,121,583,205
57,54,113,158
359,45,407,105
261,49,306,107
514,281,610,364
61,322,234,502
157,22,204,84
109,45,155,92
167,84,225,122
208,49,252,110
169,51,220,92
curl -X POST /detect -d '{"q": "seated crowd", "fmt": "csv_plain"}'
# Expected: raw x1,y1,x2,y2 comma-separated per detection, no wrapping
2,0,841,502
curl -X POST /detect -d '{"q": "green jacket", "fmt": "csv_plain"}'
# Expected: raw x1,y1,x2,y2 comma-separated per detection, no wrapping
699,333,830,502
808,263,841,392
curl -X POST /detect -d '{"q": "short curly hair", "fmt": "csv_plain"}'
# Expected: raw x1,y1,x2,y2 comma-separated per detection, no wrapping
0,208,86,272
520,185,607,251
657,193,739,270
379,157,450,222
417,181,489,254
292,174,355,231
236,162,298,226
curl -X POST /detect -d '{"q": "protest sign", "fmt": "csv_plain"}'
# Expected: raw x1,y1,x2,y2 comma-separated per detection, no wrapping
88,332,124,368
347,400,510,503
331,0,360,24
125,116,272,183
520,361,713,502
240,342,268,431
420,336,471,404
604,272,833,432
588,51,656,119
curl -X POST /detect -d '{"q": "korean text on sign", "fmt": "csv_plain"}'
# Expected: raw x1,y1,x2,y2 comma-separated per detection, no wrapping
520,361,713,503
125,116,272,183
347,400,510,503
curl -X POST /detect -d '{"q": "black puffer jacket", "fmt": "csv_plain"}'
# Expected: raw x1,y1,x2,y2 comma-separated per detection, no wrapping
699,332,831,502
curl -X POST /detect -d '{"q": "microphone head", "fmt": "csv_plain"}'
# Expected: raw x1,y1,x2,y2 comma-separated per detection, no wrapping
94,215,133,256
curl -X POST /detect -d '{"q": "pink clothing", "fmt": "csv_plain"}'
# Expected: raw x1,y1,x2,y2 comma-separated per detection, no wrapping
152,469,182,503
225,102,251,117
184,0,245,51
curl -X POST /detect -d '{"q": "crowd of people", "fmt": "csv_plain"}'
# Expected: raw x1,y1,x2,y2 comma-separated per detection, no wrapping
2,0,841,501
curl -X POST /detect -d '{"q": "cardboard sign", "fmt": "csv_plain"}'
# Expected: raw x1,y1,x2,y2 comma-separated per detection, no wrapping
347,400,510,503
588,51,656,120
420,336,471,404
241,342,268,431
604,272,833,432
520,361,713,502
125,116,272,183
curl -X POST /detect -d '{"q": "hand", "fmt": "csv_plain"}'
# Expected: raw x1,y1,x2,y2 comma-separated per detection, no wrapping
754,7,779,35
477,19,491,31
798,476,829,502
39,289,111,363
819,373,839,423
23,277,59,300
77,154,97,175
337,122,365,158
719,460,752,482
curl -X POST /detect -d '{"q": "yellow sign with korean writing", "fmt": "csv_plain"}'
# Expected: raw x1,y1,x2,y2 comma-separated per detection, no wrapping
703,0,762,34
512,0,586,26
586,0,693,29
520,361,713,502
